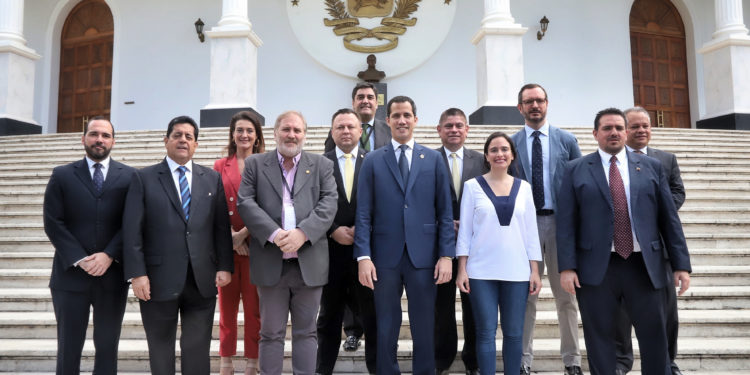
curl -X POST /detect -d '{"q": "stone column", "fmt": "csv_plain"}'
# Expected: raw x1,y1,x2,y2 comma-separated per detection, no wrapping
469,0,527,125
200,0,264,127
0,0,41,135
697,0,750,130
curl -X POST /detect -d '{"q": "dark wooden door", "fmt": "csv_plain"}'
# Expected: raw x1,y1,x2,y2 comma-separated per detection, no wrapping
630,0,691,128
57,0,113,133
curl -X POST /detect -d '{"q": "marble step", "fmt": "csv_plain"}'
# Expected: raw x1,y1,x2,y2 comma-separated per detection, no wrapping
0,337,748,373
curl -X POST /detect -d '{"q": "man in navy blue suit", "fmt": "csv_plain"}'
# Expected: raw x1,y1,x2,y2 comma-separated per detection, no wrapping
354,96,455,375
556,107,691,375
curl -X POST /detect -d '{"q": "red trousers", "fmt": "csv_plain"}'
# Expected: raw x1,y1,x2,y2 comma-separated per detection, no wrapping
218,253,260,358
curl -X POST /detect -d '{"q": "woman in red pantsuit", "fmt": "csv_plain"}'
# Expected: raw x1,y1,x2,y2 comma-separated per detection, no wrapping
214,111,265,375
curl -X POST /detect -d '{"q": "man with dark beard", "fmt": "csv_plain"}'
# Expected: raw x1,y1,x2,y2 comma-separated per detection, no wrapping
44,116,135,375
238,111,338,374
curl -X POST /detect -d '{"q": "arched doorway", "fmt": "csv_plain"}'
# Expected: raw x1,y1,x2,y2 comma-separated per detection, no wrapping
56,0,113,133
630,0,691,128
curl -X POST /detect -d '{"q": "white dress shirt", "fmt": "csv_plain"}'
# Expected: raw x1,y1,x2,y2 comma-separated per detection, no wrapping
166,156,193,203
597,148,642,253
524,123,552,210
441,146,464,178
85,156,111,181
335,145,359,194
625,145,649,154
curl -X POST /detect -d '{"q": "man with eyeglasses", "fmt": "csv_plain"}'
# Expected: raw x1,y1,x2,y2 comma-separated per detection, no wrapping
510,84,584,375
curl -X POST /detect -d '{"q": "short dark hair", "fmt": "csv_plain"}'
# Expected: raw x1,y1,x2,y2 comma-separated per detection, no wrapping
166,115,199,140
438,108,467,125
517,83,548,105
386,96,417,117
594,108,627,130
226,111,265,157
83,116,114,137
482,131,518,173
331,108,362,125
351,82,378,100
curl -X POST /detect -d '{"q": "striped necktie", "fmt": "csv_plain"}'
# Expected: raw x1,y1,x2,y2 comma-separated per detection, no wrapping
178,166,191,220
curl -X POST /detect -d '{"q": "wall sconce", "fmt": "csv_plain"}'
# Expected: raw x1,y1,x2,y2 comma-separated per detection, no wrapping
537,16,549,40
195,18,205,43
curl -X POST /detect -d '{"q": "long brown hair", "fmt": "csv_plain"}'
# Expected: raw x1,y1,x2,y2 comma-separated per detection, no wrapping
226,111,265,157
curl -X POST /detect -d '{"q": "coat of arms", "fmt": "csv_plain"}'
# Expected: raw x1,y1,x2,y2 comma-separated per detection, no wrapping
323,0,421,53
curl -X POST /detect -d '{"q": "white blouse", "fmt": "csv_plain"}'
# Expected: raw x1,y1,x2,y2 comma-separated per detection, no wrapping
456,178,542,281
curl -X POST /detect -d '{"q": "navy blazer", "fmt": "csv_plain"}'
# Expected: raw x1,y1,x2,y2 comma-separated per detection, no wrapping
556,151,691,289
45,158,135,291
354,142,455,269
510,125,581,210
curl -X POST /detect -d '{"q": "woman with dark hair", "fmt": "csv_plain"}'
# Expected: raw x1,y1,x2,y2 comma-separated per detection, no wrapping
213,111,265,375
455,131,542,374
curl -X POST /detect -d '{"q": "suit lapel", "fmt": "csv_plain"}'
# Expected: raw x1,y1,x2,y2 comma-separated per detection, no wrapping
73,158,98,197
188,164,207,224
548,127,560,182
437,146,457,198
627,152,642,212
262,151,284,201
384,143,405,191
516,131,532,180
103,160,123,194
325,151,347,202
405,143,424,194
157,160,186,222
293,152,313,197
352,149,366,204
587,153,613,209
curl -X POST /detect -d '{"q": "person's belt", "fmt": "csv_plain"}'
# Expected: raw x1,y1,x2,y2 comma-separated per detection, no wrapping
536,209,554,216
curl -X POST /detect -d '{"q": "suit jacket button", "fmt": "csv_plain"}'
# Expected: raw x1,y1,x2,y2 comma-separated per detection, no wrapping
404,204,408,209
229,211,233,215
229,197,234,201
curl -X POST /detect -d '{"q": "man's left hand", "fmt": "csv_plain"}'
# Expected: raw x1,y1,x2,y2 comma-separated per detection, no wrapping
216,271,232,288
277,228,306,253
81,252,113,277
674,270,690,296
434,257,452,284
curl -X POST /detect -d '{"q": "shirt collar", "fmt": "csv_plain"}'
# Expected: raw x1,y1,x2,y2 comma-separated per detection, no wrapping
391,138,415,151
336,145,359,159
524,122,549,137
276,150,302,167
625,145,648,154
443,146,464,159
166,156,192,173
85,156,110,169
598,147,628,165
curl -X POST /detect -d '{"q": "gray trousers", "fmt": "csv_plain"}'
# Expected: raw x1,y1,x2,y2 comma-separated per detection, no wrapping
521,215,582,368
257,260,323,375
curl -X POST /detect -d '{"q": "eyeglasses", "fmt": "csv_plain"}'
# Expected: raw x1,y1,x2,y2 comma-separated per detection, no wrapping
521,98,547,106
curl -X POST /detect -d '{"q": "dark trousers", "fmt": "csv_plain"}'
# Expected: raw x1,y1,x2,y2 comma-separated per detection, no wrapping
139,267,216,375
317,256,376,374
616,270,680,372
435,258,478,371
577,253,670,375
374,251,437,375
51,284,128,375
343,300,364,338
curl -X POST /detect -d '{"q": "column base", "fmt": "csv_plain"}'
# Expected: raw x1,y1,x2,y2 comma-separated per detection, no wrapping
696,113,750,130
0,118,41,136
199,107,265,128
469,106,523,125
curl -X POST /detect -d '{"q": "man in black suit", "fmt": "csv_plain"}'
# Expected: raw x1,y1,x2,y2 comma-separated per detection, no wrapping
324,82,392,153
615,106,687,375
433,108,486,375
123,116,233,375
317,108,377,374
557,108,691,375
44,117,135,375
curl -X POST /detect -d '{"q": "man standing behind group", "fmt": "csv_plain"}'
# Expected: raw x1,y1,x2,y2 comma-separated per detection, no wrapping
317,108,377,374
325,82,391,153
45,117,135,375
123,116,234,375
433,108,486,375
616,106,686,375
238,111,337,375
510,84,583,375
355,96,455,375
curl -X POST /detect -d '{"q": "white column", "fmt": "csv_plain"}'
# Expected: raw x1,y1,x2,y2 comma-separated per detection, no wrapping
204,0,262,111
0,0,41,125
698,0,750,120
472,0,527,109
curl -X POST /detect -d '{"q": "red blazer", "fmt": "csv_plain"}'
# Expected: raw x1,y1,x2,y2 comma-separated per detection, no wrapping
214,155,245,232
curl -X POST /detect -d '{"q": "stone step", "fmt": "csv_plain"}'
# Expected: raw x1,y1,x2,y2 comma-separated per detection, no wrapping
685,233,750,248
0,337,747,373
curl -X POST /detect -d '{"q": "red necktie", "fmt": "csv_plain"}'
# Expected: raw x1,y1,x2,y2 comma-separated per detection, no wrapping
609,156,633,259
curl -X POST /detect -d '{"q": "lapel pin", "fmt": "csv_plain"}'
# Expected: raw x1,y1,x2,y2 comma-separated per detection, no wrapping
636,167,641,172
208,192,212,196
306,170,310,174
420,154,424,159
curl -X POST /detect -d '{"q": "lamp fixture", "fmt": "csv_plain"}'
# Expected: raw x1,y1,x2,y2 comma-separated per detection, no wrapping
195,18,205,43
537,16,549,40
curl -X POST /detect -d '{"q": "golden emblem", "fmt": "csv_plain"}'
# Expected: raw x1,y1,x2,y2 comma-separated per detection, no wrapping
324,0,421,53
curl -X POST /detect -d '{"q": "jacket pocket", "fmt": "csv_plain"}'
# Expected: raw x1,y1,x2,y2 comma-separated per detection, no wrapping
423,223,437,234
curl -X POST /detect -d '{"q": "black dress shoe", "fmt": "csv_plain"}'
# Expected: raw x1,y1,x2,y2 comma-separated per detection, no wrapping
436,368,450,375
564,365,583,375
342,335,361,351
671,367,683,375
615,369,626,375
520,366,531,375
466,369,480,375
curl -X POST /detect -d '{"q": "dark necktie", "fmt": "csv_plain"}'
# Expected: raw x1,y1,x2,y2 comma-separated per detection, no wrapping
93,163,104,195
609,156,633,259
178,166,191,220
361,123,372,151
531,131,545,209
398,144,409,183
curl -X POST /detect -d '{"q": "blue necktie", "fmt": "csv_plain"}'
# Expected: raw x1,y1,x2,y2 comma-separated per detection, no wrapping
178,166,191,220
398,144,409,183
93,163,104,195
531,131,545,210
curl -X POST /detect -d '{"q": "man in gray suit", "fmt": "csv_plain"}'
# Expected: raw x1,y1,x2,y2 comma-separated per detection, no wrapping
123,115,234,375
433,108,486,375
324,82,392,153
510,84,583,375
238,110,338,374
616,106,686,375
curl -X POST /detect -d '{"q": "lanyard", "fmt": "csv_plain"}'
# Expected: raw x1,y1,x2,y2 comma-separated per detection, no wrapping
278,159,295,201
